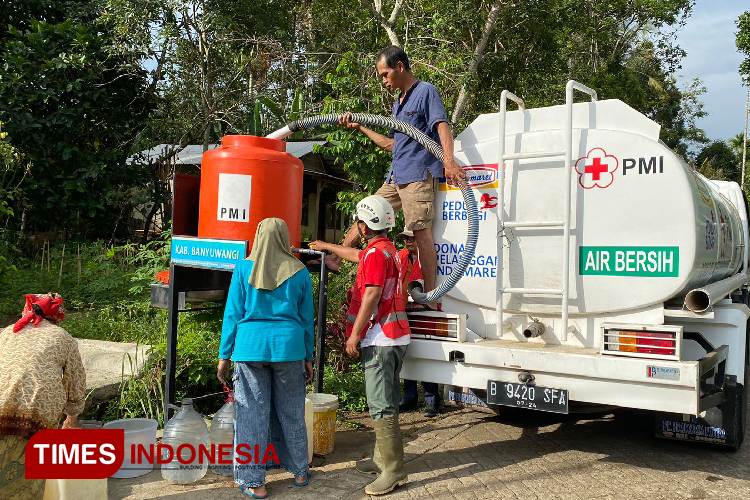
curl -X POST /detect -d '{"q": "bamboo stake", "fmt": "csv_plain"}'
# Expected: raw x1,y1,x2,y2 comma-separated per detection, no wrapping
40,241,45,271
57,243,65,289
47,241,51,272
77,244,81,285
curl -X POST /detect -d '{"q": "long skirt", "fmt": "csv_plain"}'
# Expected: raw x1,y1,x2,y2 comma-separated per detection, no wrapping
0,435,45,500
233,361,308,489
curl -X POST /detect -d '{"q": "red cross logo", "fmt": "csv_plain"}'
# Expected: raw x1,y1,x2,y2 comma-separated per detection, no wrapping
575,148,618,189
584,157,608,181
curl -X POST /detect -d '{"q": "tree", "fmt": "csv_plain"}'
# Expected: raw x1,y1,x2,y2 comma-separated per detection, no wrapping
729,132,749,185
737,11,750,84
0,21,154,238
104,0,707,221
737,12,750,190
102,0,308,238
696,141,740,182
0,2,154,239
308,0,703,173
0,122,28,228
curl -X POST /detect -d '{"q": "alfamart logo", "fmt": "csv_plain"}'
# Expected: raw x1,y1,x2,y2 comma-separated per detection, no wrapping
439,164,498,191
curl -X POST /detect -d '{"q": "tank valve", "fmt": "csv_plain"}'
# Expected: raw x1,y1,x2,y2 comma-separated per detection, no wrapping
523,321,545,339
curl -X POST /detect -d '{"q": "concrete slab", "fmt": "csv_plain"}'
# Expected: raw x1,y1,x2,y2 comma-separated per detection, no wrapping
76,338,151,402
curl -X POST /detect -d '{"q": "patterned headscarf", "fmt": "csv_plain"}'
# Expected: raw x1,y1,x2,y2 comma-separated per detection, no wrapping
12,293,65,333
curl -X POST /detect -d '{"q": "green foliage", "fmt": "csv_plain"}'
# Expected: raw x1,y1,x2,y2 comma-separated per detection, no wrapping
0,9,154,238
0,123,25,277
320,52,393,200
121,234,171,295
310,0,704,190
738,11,750,85
107,355,166,425
0,241,158,331
323,364,367,413
1,236,369,423
697,141,741,183
0,124,18,222
0,0,711,238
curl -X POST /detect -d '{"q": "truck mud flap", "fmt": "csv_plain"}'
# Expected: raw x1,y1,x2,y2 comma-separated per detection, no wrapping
654,376,744,450
654,412,731,446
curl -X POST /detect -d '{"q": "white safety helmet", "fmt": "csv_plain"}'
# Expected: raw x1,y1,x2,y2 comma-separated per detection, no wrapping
356,195,395,231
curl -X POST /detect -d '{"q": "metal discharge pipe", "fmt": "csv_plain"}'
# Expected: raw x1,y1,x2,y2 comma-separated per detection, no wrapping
523,321,545,338
268,113,479,304
684,273,748,313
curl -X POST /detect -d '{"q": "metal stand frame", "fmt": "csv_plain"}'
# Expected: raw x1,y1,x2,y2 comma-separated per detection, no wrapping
162,254,329,420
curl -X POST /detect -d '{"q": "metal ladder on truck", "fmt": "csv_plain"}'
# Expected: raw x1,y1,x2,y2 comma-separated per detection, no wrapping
496,80,598,342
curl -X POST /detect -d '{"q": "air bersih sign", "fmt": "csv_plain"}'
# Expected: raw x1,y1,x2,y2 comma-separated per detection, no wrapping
578,246,679,277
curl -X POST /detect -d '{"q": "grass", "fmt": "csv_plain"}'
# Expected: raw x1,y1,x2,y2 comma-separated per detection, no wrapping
1,237,369,426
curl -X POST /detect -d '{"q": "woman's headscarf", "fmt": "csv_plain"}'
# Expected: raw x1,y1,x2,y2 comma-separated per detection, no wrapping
248,218,305,290
12,293,65,333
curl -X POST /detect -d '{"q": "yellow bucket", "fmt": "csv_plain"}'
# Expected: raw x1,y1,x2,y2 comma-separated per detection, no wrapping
309,393,338,455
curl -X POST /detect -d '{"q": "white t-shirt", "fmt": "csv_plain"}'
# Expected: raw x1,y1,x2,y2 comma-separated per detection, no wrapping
360,321,411,348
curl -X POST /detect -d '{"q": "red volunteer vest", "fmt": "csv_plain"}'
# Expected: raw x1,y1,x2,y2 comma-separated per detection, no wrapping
397,248,423,303
345,237,411,339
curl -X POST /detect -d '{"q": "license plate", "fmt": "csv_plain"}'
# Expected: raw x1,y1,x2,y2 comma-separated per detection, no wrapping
487,380,569,414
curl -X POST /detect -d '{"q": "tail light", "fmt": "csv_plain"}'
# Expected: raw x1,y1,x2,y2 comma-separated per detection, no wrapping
406,311,467,342
602,324,682,361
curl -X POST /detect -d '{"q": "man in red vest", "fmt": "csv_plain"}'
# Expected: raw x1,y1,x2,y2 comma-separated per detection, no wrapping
396,230,441,417
309,195,410,495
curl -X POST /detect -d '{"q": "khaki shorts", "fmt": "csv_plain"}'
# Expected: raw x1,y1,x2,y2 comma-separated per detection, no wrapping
374,174,436,231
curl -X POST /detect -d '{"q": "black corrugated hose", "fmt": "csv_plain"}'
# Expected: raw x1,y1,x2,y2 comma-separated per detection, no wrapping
285,113,479,304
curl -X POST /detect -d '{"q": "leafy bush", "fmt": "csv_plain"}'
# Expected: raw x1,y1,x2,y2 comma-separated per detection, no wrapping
103,308,225,426
323,364,367,413
1,236,369,424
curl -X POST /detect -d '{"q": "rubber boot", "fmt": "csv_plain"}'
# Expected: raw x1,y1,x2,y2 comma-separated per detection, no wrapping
354,425,381,475
364,416,407,495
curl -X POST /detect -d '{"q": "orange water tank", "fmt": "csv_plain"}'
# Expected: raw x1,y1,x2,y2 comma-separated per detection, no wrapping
197,135,303,248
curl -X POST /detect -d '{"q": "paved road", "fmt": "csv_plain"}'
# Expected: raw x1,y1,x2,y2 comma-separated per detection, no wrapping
110,405,750,499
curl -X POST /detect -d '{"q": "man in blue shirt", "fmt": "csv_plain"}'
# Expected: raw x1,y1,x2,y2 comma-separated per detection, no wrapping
338,45,465,307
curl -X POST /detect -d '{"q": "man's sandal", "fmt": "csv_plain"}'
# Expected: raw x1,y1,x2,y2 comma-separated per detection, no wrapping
240,486,269,499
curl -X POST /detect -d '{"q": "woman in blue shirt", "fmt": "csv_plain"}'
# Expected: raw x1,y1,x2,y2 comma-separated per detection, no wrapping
217,218,314,499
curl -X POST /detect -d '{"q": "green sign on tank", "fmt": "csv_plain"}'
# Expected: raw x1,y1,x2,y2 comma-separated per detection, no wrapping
579,246,679,277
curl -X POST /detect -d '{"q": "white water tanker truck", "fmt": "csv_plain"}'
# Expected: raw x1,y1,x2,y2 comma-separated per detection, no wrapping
400,81,750,450
268,79,749,449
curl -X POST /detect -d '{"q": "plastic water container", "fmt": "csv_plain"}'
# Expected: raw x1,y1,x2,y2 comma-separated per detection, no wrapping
102,418,157,479
304,397,313,464
309,393,338,455
44,421,108,499
161,398,210,484
209,397,235,476
43,478,107,500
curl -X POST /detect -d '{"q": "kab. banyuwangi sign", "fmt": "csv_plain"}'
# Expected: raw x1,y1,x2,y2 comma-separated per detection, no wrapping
171,236,247,270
